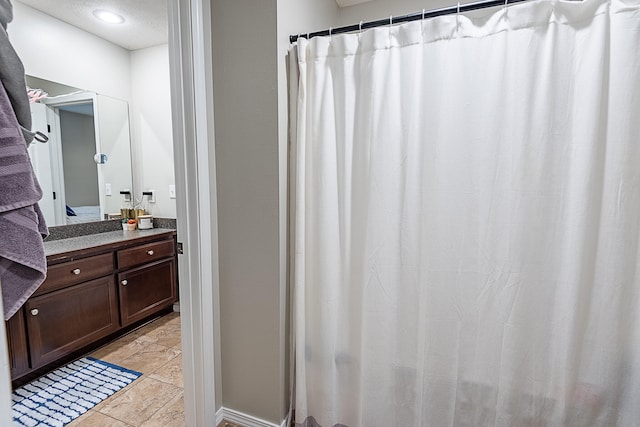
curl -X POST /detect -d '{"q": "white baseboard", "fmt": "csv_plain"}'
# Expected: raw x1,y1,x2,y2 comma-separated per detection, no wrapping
216,407,287,427
215,407,225,426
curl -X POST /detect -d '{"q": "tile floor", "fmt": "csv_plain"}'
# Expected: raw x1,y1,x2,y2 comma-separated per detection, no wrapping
47,312,242,427
68,312,184,427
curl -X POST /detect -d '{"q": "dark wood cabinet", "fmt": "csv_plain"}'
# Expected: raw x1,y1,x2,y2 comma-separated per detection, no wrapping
5,230,178,385
117,239,175,270
119,259,176,327
33,253,115,297
6,309,28,379
26,276,119,369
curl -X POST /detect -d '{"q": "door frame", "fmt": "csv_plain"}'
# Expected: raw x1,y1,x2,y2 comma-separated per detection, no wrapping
43,92,100,223
167,0,221,425
0,1,220,426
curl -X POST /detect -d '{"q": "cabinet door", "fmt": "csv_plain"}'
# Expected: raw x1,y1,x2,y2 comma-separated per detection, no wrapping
25,276,119,369
118,259,176,327
6,309,29,379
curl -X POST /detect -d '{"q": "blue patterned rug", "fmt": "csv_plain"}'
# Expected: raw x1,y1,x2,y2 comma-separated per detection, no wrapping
12,357,142,426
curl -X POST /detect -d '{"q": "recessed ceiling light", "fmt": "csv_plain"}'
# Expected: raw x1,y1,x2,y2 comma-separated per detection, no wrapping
92,9,125,24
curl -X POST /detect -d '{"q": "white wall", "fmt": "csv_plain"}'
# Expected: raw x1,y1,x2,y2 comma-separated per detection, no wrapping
336,0,457,25
10,2,131,103
0,295,10,427
130,45,176,218
11,3,177,219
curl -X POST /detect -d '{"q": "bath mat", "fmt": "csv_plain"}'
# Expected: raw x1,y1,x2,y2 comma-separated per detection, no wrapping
12,357,142,426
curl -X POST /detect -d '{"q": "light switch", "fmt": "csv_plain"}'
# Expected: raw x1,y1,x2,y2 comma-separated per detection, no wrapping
169,185,176,199
105,183,112,196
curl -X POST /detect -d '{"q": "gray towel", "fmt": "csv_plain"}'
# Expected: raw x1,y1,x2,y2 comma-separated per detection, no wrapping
0,76,48,320
0,0,35,144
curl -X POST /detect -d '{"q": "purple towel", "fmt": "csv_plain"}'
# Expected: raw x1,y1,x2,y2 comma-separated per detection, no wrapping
0,79,48,320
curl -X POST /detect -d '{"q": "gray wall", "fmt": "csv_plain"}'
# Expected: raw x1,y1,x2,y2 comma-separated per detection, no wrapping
212,0,283,423
60,110,99,207
211,0,338,424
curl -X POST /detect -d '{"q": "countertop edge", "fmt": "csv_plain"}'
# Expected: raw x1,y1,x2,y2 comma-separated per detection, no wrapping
45,229,177,264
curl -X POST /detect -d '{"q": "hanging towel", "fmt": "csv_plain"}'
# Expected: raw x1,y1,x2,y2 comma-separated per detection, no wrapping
0,78,48,320
0,0,35,144
0,0,48,320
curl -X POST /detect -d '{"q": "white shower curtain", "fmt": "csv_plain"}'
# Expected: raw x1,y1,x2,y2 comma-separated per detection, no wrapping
292,0,640,425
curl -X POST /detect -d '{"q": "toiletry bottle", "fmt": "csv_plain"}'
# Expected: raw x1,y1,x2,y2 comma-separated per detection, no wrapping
120,190,134,219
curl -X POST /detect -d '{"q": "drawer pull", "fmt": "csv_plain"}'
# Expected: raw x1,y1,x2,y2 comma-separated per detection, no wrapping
31,308,39,316
147,250,154,256
72,268,81,275
121,280,128,286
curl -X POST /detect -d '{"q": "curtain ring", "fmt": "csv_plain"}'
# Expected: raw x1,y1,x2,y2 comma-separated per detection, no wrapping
389,15,393,27
359,21,363,33
329,27,332,38
457,2,461,15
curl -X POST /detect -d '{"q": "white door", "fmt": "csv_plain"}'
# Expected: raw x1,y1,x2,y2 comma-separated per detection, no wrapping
28,103,60,226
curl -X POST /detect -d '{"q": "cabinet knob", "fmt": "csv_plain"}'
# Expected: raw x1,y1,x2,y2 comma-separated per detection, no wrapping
72,268,81,275
30,308,39,316
147,250,154,256
121,280,128,286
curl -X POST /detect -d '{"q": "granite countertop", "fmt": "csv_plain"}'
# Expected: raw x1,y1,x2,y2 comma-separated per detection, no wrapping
44,228,176,258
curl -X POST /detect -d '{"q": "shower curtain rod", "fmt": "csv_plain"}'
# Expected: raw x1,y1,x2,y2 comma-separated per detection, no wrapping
289,0,530,43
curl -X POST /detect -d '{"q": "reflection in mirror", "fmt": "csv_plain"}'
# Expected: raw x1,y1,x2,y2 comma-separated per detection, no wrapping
26,76,134,226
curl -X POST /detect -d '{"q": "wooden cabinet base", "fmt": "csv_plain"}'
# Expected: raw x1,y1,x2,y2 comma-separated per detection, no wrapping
5,231,178,386
26,276,119,369
6,309,28,379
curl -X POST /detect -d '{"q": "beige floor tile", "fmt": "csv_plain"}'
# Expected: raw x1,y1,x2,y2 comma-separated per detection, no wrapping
140,391,185,427
68,410,133,427
138,312,180,333
135,324,182,348
92,381,139,412
165,312,181,325
150,353,184,387
119,343,181,374
98,377,181,425
90,337,153,366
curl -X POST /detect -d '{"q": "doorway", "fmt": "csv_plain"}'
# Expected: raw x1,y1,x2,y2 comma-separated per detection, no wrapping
0,1,218,426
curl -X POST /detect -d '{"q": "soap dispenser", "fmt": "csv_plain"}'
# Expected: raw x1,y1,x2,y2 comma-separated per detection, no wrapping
119,190,134,219
138,191,154,230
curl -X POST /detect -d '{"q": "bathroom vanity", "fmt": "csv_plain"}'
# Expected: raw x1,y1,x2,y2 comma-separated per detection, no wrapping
5,228,178,386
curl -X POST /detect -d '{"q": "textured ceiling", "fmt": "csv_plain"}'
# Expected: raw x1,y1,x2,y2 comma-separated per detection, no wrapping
15,0,167,51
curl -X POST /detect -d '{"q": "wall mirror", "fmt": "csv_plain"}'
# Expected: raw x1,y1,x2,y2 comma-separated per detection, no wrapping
13,0,175,225
27,76,134,226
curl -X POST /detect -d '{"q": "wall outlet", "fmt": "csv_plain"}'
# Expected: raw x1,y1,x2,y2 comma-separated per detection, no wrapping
148,189,156,203
169,184,176,199
105,183,112,196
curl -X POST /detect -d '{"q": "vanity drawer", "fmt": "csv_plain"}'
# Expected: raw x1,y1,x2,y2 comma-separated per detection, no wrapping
35,253,115,296
117,239,175,270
